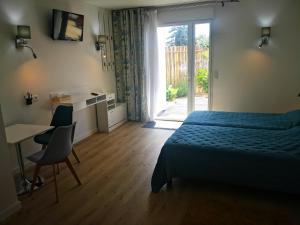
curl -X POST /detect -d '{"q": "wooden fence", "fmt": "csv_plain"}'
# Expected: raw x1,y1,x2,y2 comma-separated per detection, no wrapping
165,46,209,88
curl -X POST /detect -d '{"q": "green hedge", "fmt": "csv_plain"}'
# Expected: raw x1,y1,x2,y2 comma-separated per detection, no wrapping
196,68,208,93
166,69,208,101
176,80,188,98
166,85,178,102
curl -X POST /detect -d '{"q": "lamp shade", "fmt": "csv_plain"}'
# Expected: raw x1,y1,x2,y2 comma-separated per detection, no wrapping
17,25,31,39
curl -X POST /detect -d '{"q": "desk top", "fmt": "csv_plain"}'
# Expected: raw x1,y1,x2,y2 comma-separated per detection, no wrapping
5,124,54,144
51,92,108,112
52,93,106,105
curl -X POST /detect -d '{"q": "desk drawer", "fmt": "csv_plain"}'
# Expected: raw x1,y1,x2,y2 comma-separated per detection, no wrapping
96,95,106,102
86,98,96,106
107,104,115,111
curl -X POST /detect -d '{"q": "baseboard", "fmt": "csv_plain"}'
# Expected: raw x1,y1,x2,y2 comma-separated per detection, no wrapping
108,120,127,132
74,128,98,144
0,200,21,222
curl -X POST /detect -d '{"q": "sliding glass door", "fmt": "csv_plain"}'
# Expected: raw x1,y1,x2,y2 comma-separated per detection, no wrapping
157,25,189,121
156,22,211,121
193,23,210,111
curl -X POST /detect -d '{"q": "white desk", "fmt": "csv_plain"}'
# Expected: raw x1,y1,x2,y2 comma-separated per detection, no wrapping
51,93,107,112
5,124,53,195
51,92,127,133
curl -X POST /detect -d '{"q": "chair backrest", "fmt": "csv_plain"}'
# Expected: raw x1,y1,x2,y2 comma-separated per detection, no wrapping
38,124,74,164
50,105,73,128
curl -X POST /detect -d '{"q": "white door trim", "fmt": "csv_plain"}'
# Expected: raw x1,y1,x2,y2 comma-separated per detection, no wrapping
157,20,213,115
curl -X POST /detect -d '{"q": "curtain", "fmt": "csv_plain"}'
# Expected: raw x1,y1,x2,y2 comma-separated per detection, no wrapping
112,8,147,121
144,10,161,121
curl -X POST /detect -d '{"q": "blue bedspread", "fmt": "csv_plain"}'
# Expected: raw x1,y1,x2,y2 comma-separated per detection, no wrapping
151,124,300,194
182,110,300,129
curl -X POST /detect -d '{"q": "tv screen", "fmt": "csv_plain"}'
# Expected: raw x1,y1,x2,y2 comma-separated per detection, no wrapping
52,9,84,41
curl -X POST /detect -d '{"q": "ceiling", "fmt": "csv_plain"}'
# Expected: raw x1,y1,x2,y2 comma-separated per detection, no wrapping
85,0,207,9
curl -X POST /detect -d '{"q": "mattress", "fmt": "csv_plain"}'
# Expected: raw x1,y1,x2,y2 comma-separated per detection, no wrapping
151,124,300,194
182,110,300,130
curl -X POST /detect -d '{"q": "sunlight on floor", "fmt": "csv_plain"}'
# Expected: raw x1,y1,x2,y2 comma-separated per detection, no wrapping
156,96,208,121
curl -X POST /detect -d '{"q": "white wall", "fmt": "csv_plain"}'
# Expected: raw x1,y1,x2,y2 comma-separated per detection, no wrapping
0,106,21,221
158,0,300,113
0,0,116,169
212,0,300,112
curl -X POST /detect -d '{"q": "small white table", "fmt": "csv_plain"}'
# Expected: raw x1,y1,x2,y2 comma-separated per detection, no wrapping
5,124,54,195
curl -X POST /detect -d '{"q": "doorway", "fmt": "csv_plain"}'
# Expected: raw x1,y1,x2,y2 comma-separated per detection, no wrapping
156,22,211,121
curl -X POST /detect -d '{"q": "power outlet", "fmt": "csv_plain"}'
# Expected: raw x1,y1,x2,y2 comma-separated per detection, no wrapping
33,95,39,102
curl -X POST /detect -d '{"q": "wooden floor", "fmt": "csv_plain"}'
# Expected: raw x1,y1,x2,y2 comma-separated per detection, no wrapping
3,122,300,225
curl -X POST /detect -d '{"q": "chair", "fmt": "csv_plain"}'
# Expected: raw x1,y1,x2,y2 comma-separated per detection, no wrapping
28,124,82,202
34,105,80,163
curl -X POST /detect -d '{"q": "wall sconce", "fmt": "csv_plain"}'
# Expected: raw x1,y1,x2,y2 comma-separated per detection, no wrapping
16,25,38,59
95,35,107,52
259,27,271,48
96,34,108,70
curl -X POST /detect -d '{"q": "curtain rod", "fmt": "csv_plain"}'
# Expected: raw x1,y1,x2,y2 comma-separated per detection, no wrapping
115,0,240,11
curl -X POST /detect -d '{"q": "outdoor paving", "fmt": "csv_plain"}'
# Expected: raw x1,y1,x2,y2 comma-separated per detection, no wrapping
156,96,208,121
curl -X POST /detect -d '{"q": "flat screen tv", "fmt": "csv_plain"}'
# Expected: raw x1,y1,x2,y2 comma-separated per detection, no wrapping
52,9,84,41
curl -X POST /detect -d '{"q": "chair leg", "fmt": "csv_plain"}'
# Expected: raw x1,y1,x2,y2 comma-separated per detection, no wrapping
72,147,80,163
65,157,82,185
56,163,60,175
30,165,41,196
52,165,59,203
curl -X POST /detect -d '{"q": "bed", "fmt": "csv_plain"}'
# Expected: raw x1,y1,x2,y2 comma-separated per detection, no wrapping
182,110,300,130
151,124,300,194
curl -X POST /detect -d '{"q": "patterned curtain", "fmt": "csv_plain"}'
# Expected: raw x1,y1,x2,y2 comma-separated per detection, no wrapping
112,8,147,121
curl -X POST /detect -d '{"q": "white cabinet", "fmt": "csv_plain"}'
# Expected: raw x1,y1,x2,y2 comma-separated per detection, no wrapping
96,94,127,132
107,103,127,128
